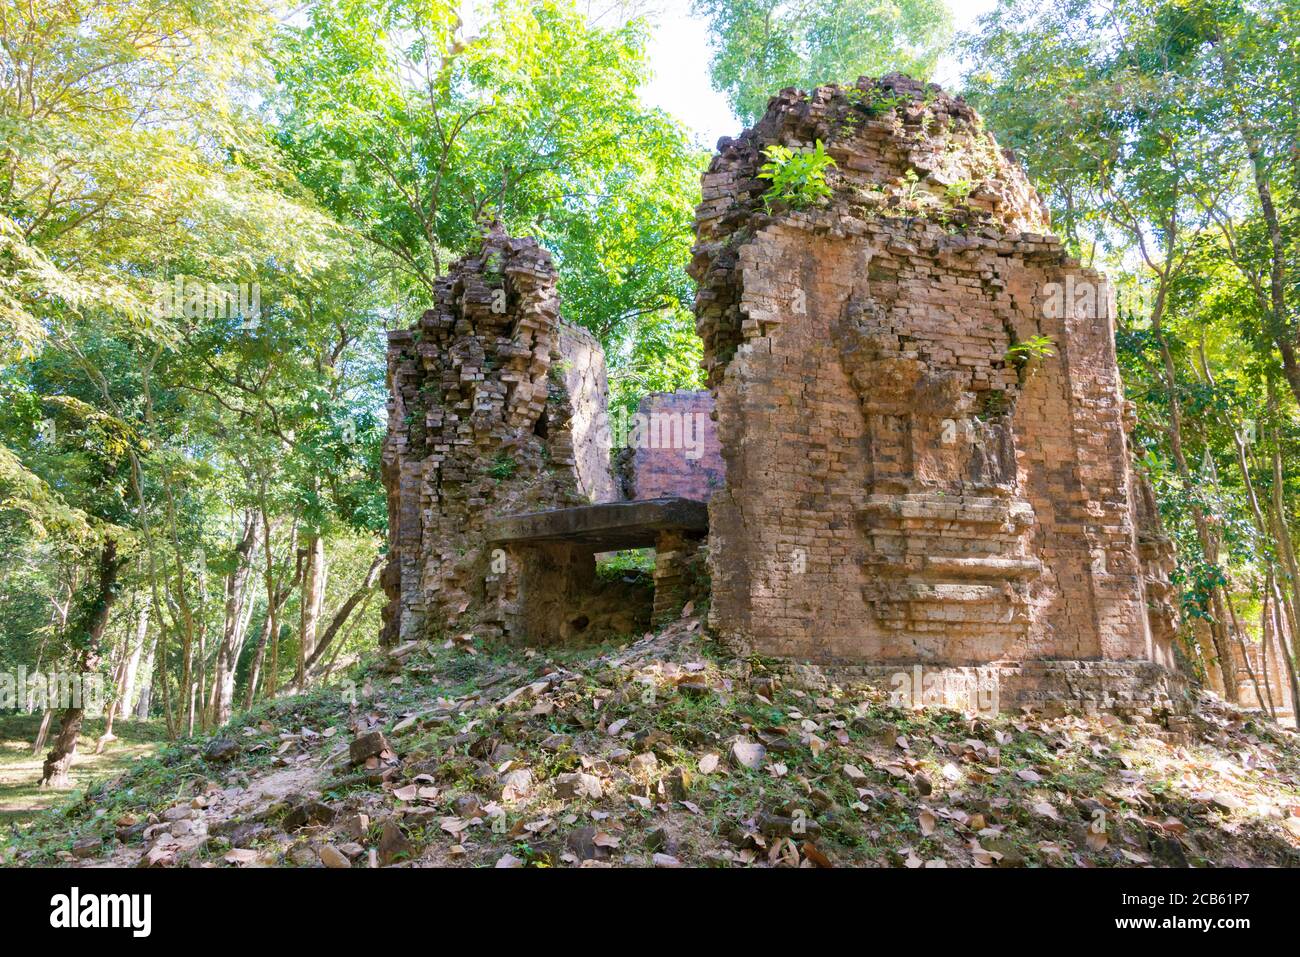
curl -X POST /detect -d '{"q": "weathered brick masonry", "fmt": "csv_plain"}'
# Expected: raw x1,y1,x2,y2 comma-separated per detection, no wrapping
380,227,622,647
381,78,1187,713
690,75,1182,710
620,390,725,502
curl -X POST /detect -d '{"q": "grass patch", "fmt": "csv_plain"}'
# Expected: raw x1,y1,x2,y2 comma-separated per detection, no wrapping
0,713,168,827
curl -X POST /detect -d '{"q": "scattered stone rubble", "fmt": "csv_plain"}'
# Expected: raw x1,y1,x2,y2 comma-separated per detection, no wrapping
27,625,1300,869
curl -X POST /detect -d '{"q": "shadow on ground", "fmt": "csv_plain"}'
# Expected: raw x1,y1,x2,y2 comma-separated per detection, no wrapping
0,714,167,826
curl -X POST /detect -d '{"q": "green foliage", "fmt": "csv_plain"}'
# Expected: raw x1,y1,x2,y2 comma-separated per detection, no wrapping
694,0,953,125
486,453,518,482
273,0,705,413
608,307,704,420
1004,335,1057,364
757,140,837,211
944,179,975,202
595,548,655,584
843,86,909,117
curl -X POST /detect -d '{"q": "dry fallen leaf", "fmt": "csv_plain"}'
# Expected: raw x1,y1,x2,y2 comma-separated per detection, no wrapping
1031,802,1060,821
801,842,833,868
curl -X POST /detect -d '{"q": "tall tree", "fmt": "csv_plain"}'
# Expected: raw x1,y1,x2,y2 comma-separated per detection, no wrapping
694,0,953,124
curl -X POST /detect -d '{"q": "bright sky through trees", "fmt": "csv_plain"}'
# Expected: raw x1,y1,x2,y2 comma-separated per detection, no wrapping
641,0,999,144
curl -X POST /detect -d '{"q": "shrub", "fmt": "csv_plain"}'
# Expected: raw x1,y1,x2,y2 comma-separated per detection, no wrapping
758,140,837,211
486,452,517,481
1004,334,1057,364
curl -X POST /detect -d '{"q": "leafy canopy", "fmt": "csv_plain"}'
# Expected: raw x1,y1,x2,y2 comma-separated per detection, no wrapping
694,0,953,125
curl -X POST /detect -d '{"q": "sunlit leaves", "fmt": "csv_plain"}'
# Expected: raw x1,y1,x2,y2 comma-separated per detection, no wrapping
695,0,952,125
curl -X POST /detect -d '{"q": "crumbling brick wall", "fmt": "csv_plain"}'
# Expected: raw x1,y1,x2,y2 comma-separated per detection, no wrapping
556,325,620,505
620,390,725,502
380,228,619,646
691,75,1179,705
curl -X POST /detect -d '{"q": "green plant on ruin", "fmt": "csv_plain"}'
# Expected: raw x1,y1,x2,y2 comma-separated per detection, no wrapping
844,86,909,117
839,88,909,132
896,168,927,208
971,134,1003,183
1005,334,1057,385
757,140,837,211
486,452,517,481
1004,334,1057,365
979,389,1010,419
945,178,975,202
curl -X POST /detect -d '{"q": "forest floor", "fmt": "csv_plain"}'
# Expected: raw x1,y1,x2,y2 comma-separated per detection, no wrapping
0,715,167,828
5,611,1300,868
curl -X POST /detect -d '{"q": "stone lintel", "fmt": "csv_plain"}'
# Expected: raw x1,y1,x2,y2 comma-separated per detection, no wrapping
487,497,708,550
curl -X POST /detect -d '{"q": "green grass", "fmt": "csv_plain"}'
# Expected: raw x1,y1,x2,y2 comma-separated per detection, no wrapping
0,713,168,827
595,548,654,585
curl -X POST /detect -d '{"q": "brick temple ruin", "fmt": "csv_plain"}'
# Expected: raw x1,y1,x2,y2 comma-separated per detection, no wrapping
381,75,1189,713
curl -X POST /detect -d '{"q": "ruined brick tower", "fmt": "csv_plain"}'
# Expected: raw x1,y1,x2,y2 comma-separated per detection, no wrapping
380,227,618,647
690,75,1182,710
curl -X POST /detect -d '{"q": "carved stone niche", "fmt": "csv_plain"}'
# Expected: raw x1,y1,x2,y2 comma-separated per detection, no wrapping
835,295,1041,646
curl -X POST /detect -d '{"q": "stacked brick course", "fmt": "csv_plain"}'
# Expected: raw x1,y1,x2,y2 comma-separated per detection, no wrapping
690,75,1182,710
1230,628,1296,719
620,390,725,502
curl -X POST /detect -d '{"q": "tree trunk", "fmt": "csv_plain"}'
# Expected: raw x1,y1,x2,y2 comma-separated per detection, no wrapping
213,510,263,726
1269,572,1300,721
31,709,53,757
40,538,123,787
1258,595,1277,717
1267,392,1300,646
258,520,302,702
1225,590,1267,715
134,638,156,720
1150,282,1237,698
95,626,136,753
302,554,383,673
119,601,148,720
296,534,326,687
